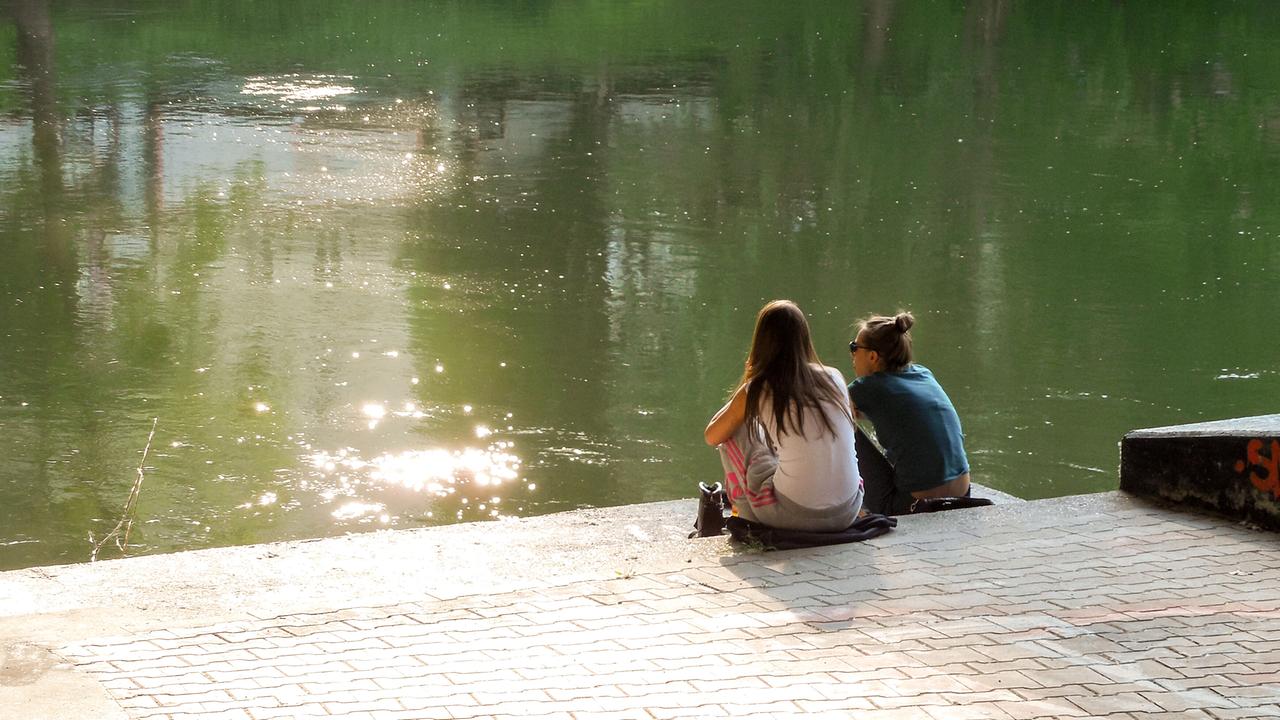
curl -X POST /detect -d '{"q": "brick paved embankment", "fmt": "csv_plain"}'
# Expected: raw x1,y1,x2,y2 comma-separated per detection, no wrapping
3,492,1279,719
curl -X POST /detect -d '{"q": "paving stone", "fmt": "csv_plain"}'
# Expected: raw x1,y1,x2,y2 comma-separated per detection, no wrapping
965,658,1053,675
1010,683,1097,700
923,704,1016,720
900,662,978,680
958,670,1046,693
1141,689,1241,712
647,706,732,719
1206,707,1280,720
1020,665,1112,687
1069,692,1167,715
972,642,1058,662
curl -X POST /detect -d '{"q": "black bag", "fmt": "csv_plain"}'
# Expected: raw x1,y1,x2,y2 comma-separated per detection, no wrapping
689,481,729,538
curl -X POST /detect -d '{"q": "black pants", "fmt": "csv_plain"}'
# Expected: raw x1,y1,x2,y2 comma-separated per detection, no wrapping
855,428,969,516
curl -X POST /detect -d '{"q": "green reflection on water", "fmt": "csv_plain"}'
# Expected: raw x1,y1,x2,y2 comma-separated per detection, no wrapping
1,0,1278,569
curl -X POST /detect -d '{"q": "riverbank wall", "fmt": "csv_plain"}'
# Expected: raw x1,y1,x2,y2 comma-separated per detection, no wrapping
1122,413,1280,531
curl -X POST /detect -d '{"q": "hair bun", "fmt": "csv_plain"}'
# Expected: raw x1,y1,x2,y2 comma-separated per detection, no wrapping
894,312,915,333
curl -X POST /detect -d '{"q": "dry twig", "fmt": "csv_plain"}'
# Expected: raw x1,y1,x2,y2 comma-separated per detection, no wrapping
90,417,158,562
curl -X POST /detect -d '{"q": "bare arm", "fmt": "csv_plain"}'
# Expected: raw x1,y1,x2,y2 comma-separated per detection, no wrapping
704,383,748,446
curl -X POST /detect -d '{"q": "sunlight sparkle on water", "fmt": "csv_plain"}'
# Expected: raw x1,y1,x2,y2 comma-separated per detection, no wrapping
308,442,521,498
397,402,426,419
331,501,387,521
236,492,278,510
241,74,356,102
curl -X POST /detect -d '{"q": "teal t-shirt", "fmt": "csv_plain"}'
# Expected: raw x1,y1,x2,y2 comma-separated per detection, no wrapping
848,364,969,493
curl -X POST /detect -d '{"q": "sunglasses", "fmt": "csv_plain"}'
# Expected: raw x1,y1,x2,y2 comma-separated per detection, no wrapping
849,340,871,353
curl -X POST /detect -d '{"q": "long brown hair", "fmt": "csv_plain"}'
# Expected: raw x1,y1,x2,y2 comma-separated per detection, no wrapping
738,300,851,443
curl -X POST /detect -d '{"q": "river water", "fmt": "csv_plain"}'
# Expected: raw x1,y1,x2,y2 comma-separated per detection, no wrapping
1,0,1278,569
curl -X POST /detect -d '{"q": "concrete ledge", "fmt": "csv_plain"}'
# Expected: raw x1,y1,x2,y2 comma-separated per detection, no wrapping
1121,413,1280,530
0,483,1017,645
969,481,1023,505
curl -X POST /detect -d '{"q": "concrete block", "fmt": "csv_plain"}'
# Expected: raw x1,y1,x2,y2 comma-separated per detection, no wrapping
1120,414,1280,530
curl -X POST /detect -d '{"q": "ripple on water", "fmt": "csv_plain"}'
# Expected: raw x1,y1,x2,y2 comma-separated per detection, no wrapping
1215,370,1263,380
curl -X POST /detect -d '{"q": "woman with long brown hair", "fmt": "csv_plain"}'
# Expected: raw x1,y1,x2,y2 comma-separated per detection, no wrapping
705,300,863,530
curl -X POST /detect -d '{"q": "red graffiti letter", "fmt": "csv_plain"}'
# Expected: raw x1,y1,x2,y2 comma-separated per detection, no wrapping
1246,439,1280,498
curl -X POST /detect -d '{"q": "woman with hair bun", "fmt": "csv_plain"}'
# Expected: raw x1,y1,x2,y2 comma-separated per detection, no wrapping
704,300,864,531
848,311,970,515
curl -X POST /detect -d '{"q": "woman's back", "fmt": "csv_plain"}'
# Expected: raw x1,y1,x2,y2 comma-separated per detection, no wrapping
849,363,968,492
758,365,860,510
